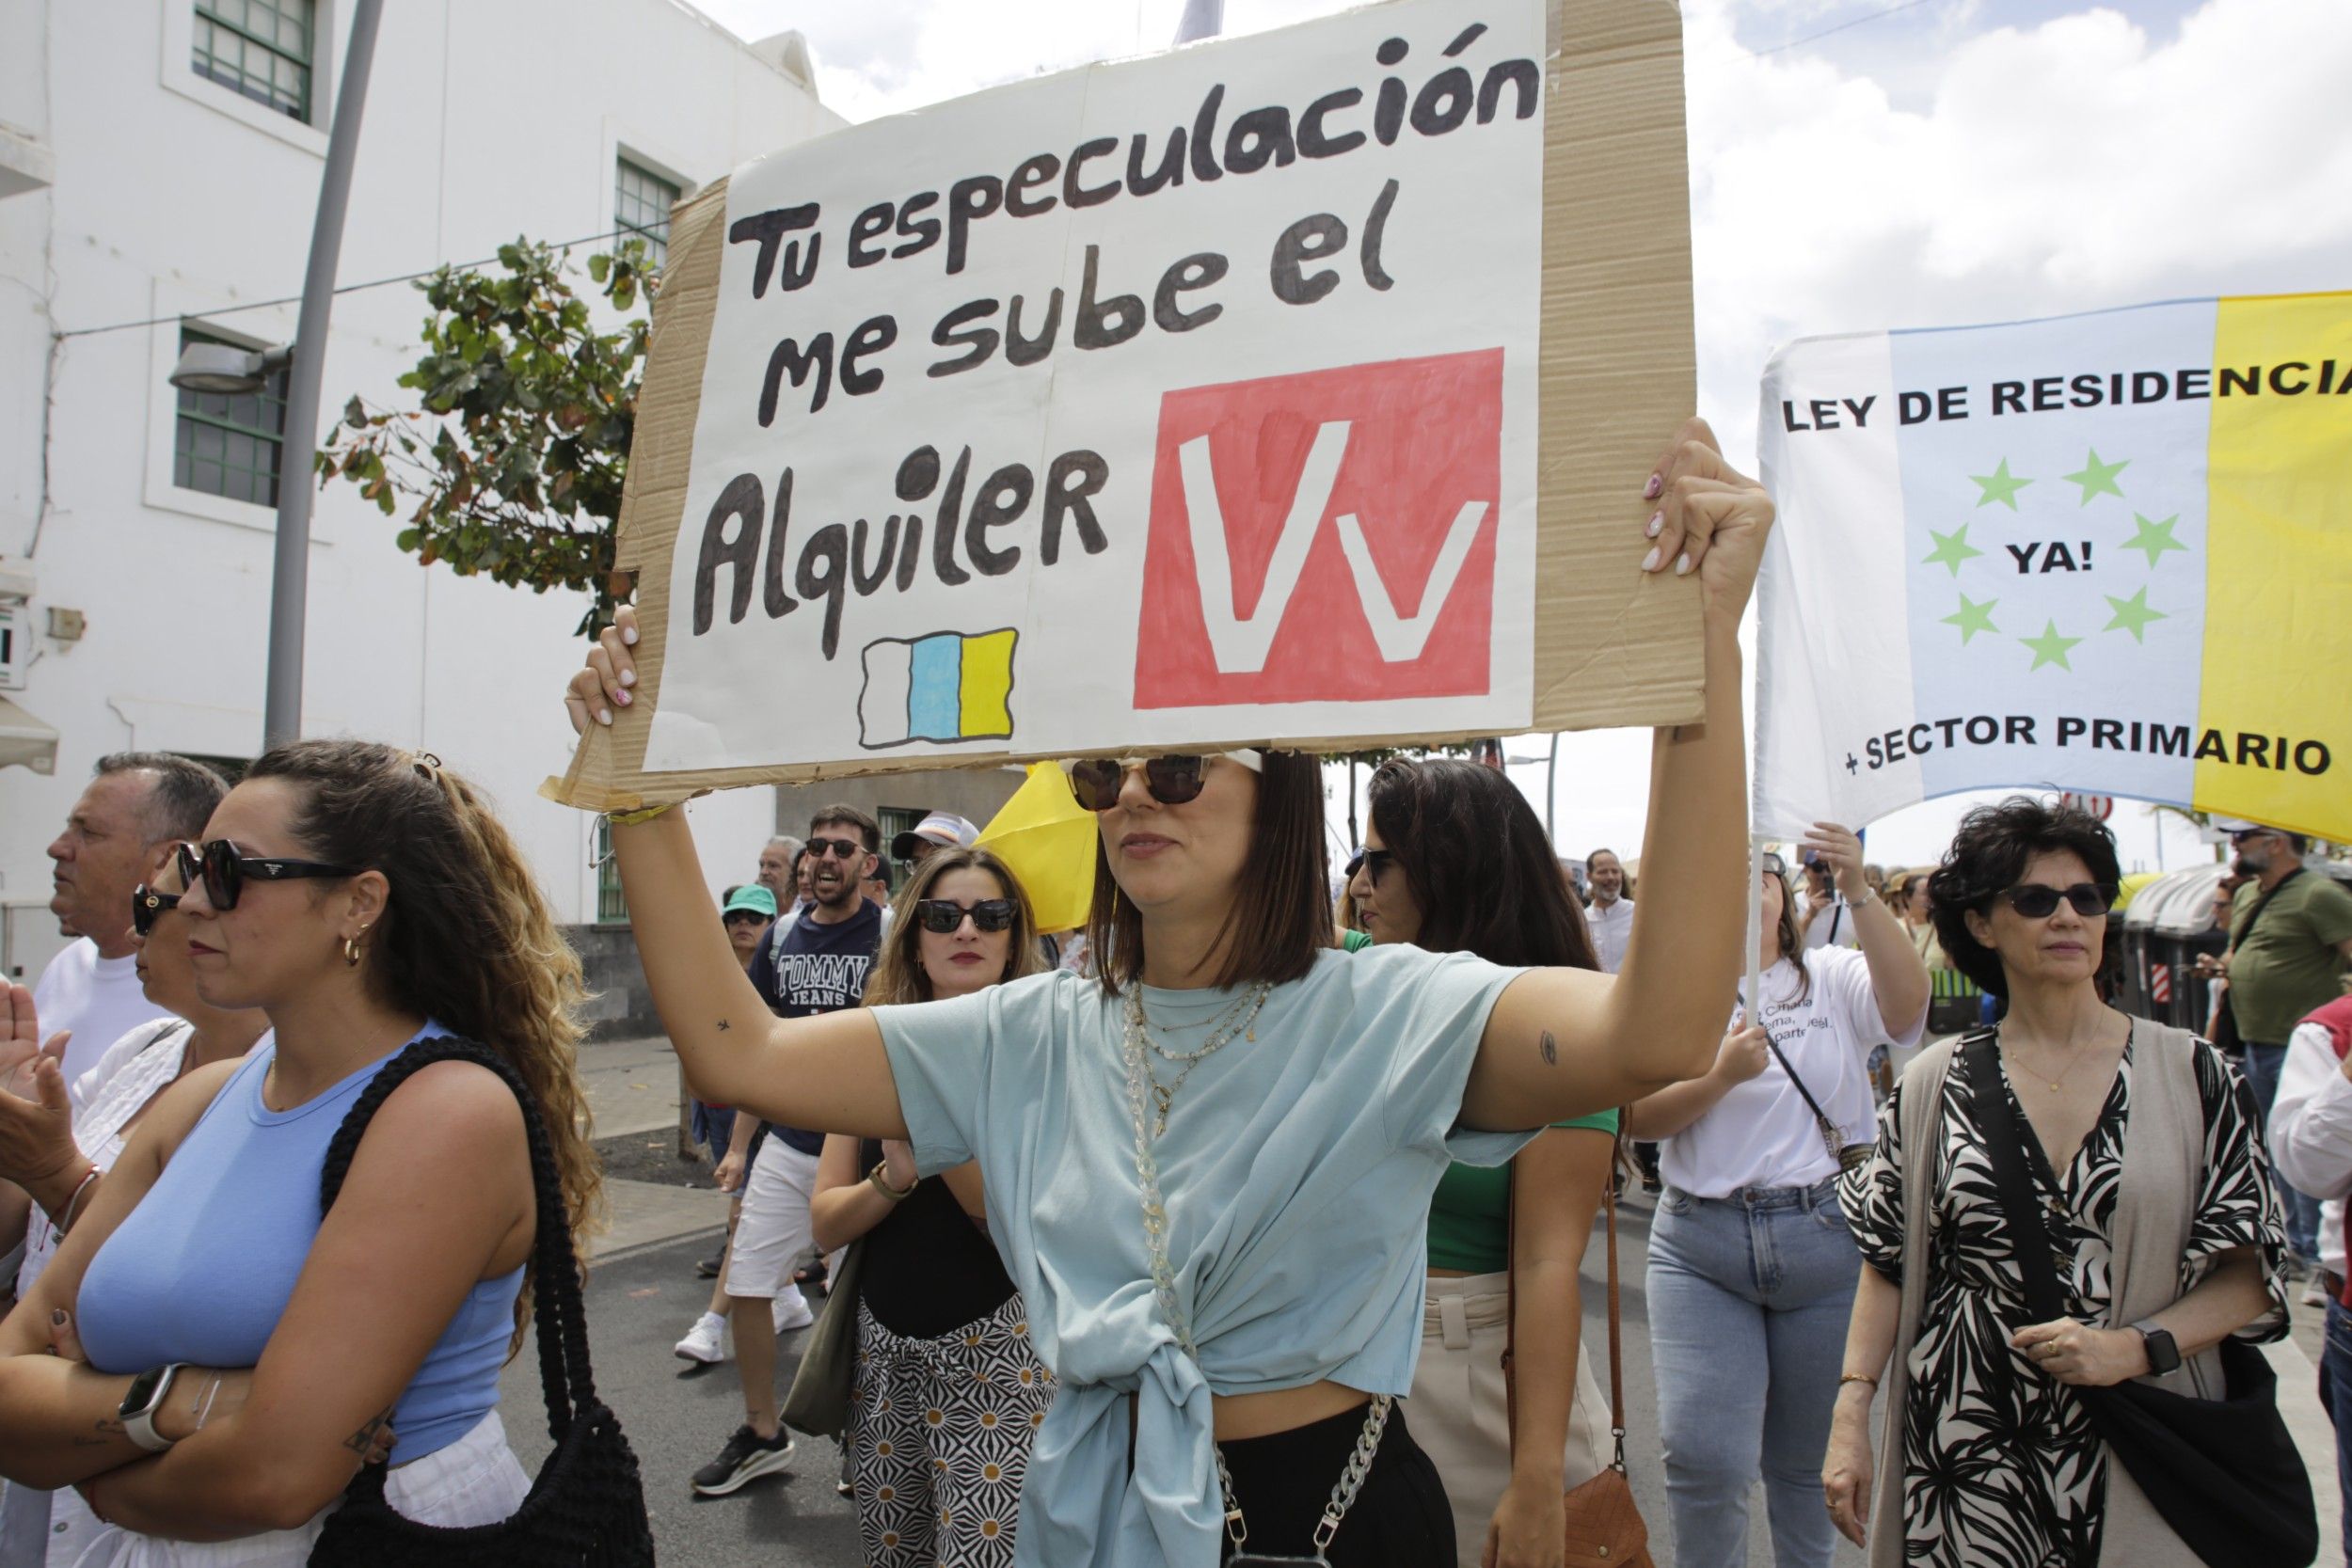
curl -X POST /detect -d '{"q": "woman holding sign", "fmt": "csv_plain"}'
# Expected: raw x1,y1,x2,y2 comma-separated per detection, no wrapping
564,420,1771,1568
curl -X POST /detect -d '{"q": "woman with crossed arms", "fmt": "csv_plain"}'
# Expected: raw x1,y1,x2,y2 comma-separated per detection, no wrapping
564,420,1772,1568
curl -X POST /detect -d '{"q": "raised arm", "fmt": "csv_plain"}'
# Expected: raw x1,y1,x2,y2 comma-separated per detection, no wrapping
1465,420,1770,1129
569,623,909,1142
1803,822,1930,1039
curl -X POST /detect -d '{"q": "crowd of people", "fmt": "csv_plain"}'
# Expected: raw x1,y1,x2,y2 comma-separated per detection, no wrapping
0,420,2340,1568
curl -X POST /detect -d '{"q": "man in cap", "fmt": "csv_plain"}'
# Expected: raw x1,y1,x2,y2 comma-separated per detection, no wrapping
2201,819,2352,1274
890,811,979,869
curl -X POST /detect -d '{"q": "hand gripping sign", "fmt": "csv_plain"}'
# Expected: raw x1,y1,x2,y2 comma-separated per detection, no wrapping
549,0,1703,809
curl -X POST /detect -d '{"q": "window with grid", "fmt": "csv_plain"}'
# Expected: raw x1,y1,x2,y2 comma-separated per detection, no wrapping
192,0,316,122
173,328,289,507
614,157,682,268
875,807,924,893
595,817,629,924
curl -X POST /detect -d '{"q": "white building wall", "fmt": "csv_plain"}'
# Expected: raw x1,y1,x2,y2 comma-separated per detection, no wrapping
0,0,844,977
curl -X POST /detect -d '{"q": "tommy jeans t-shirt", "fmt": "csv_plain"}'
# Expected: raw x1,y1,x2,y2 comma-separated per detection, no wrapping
753,898,882,1154
1660,948,1924,1198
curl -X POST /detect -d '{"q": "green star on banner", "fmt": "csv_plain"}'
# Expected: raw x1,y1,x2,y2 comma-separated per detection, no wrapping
1941,593,1999,643
2121,512,2188,567
2103,587,2168,642
1924,523,1985,576
1970,459,2032,511
2062,448,2129,503
2021,619,2084,672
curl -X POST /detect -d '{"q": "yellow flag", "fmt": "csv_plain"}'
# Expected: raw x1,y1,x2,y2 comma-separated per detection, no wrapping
977,762,1097,933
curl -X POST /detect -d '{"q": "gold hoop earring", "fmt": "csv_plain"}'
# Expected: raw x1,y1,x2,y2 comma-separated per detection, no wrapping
343,927,369,967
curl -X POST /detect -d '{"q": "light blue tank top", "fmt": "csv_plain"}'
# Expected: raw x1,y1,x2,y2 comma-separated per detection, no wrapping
76,1026,525,1461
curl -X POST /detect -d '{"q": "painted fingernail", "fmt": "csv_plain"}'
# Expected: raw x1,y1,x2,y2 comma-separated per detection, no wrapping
622,626,639,645
1675,552,1693,576
1645,512,1663,539
598,708,614,726
1641,546,1661,573
619,669,636,688
616,689,632,705
1644,473,1662,499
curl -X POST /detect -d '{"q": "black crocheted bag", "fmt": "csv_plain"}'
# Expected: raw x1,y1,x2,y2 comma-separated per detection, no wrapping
307,1036,655,1567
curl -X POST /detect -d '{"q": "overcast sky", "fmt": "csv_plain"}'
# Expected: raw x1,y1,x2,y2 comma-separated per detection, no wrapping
683,0,2352,873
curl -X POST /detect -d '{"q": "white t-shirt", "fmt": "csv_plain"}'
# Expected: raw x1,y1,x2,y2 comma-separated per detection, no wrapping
1660,947,1925,1197
1801,897,1863,950
30,939,168,1088
1587,896,1634,974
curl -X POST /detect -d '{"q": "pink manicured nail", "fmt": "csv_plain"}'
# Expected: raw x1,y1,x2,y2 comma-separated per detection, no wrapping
1675,552,1693,576
1646,513,1663,538
1644,473,1662,499
1641,546,1661,573
598,708,614,726
619,669,637,688
622,626,639,645
616,689,632,705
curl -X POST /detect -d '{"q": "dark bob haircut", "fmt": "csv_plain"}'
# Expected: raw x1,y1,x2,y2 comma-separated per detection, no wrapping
1927,796,2122,999
1088,751,1331,994
1367,757,1597,972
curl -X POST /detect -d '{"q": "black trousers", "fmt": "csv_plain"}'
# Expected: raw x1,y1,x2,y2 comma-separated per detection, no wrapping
1216,1402,1454,1566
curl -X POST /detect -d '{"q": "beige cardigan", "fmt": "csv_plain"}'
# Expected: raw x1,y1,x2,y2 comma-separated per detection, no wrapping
1870,1021,2217,1567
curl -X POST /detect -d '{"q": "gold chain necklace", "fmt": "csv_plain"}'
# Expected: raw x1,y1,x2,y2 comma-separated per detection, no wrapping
2004,1023,2112,1095
1124,981,1271,1136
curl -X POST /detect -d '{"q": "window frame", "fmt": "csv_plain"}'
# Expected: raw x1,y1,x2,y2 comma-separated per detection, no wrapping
612,154,684,269
159,0,333,154
191,0,317,123
170,325,293,511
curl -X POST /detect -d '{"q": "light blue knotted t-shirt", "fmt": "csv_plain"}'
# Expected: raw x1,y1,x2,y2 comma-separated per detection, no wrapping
874,943,1530,1568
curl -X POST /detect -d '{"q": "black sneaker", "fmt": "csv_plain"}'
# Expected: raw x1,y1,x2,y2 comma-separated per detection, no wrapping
691,1424,795,1497
695,1245,725,1278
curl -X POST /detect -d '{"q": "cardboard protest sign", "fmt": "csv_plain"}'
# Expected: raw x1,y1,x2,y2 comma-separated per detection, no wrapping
551,0,1698,809
1754,291,2352,845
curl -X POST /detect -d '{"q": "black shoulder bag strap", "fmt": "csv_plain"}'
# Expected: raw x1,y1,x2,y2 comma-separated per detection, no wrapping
1960,1028,2316,1568
1748,979,1864,1170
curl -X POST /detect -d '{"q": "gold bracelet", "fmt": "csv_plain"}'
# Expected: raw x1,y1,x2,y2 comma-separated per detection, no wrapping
867,1162,916,1202
1837,1372,1879,1390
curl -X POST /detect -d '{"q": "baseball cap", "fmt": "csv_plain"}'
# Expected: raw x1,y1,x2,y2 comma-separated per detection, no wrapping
892,811,980,861
722,884,779,919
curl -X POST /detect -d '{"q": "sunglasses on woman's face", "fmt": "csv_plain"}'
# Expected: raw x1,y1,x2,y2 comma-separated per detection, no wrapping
914,898,1016,935
176,838,361,912
1350,848,1395,885
130,884,181,939
1062,751,1263,813
1998,881,2115,920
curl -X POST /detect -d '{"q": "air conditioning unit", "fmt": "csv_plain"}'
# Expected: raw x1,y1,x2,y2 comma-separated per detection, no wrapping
0,602,23,690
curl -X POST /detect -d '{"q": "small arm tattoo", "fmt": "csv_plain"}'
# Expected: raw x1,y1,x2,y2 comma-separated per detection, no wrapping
716,1019,732,1032
1539,1031,1558,1067
343,1405,396,1456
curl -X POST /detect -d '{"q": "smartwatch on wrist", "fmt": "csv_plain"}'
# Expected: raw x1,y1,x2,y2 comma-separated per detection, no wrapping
119,1363,185,1452
2134,1320,2181,1375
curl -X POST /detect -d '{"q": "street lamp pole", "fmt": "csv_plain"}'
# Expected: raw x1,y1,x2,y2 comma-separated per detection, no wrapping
262,0,385,749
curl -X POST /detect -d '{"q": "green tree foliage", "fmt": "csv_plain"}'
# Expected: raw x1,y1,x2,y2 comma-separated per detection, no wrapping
317,237,656,635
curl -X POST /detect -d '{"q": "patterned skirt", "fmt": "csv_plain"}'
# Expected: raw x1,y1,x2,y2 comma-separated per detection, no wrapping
845,1291,1055,1567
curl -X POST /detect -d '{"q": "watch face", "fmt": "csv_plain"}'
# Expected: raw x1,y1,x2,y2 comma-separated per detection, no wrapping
2142,1327,2181,1373
119,1366,166,1418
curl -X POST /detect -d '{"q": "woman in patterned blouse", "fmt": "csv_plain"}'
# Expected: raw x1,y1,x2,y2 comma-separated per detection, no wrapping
1824,798,2284,1567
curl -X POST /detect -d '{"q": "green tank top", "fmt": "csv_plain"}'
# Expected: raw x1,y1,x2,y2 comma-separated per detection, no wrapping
1425,1109,1619,1274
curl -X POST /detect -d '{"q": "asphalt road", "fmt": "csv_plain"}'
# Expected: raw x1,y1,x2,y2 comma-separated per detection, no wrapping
500,1189,1867,1567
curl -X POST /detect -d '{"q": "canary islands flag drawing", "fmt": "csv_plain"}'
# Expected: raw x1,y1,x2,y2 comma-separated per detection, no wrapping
1754,291,2352,844
858,629,1019,750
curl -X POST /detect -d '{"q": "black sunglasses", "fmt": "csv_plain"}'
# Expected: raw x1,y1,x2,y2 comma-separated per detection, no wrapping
2228,827,2280,844
1064,752,1265,813
805,836,868,862
177,839,361,911
1352,848,1396,884
131,883,181,939
914,897,1017,934
722,910,769,927
1999,881,2115,920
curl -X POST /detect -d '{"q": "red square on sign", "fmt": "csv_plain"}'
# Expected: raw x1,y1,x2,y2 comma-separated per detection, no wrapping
1133,349,1502,710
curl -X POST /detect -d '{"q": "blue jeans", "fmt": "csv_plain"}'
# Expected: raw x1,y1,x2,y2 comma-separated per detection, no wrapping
1647,1177,1857,1568
2320,1299,2352,1564
2240,1042,2323,1260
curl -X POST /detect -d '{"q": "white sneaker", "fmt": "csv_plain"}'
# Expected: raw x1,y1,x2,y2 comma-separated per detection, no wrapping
675,1310,731,1364
771,1291,815,1334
